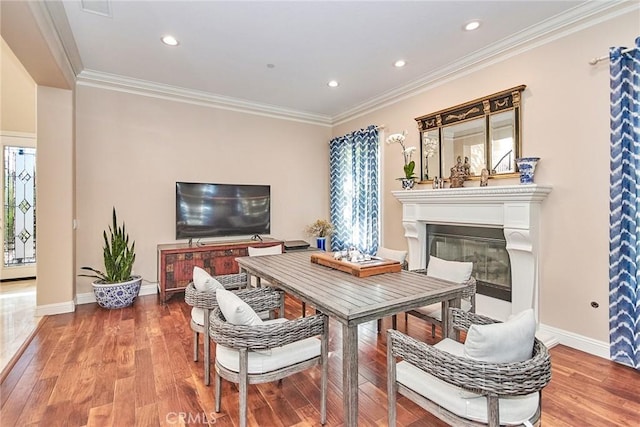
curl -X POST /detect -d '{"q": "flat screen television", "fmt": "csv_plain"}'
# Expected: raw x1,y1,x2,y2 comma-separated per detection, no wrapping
176,182,271,239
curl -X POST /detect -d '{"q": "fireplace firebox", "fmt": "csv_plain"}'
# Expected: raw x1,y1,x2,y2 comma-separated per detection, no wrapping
427,224,511,301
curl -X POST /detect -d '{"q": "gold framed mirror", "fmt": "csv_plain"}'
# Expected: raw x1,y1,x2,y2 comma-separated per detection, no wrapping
415,85,525,182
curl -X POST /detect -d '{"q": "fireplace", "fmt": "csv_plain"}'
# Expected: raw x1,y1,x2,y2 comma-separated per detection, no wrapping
392,185,551,322
427,224,511,302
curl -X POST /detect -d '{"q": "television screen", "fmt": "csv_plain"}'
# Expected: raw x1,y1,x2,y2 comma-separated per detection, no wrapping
176,182,271,239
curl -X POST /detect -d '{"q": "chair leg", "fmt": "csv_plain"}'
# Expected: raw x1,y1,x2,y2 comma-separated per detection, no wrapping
204,309,211,385
239,348,249,427
377,318,382,333
431,323,436,338
214,368,222,413
387,332,397,427
487,394,499,427
204,334,210,386
392,314,397,330
193,330,199,362
301,301,306,317
320,316,328,424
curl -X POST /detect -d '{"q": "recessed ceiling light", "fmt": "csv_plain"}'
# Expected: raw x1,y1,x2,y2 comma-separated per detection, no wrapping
394,60,406,68
464,20,481,31
328,80,339,88
161,35,179,46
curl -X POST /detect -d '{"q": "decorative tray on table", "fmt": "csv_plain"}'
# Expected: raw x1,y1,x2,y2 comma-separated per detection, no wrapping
310,252,402,278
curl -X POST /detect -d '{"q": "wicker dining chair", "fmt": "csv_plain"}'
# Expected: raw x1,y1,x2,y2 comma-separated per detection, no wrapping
247,244,283,288
387,308,552,427
406,274,477,337
184,272,249,386
209,288,328,427
405,256,476,338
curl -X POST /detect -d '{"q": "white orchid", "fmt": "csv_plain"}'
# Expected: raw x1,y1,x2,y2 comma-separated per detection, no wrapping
386,130,416,180
404,146,417,155
386,132,407,145
423,137,438,158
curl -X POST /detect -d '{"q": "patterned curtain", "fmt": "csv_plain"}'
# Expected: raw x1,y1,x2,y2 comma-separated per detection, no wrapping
329,125,379,254
609,37,640,369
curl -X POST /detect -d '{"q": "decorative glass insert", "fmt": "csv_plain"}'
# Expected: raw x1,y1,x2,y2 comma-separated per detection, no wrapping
427,224,511,301
4,146,36,266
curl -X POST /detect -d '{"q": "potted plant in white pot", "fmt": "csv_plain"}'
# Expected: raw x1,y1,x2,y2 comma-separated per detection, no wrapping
80,208,141,309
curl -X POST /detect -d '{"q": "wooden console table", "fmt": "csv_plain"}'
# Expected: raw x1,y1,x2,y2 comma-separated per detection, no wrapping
157,238,283,302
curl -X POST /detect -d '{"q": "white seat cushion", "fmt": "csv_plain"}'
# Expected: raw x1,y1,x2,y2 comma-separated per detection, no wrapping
216,328,320,374
193,266,225,292
248,245,283,256
427,256,473,283
376,247,407,264
191,306,270,326
216,288,264,326
396,339,539,425
464,308,536,363
411,299,473,321
191,307,206,326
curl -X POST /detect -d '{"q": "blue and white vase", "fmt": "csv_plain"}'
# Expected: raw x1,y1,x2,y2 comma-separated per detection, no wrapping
401,178,416,190
515,157,540,185
316,237,327,251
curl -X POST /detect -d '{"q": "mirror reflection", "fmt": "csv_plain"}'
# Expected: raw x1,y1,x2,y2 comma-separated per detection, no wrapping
489,111,516,173
441,118,485,178
415,85,525,182
422,130,440,180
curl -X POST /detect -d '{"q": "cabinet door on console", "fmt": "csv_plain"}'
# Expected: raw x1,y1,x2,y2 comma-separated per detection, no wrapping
164,251,215,290
210,247,248,275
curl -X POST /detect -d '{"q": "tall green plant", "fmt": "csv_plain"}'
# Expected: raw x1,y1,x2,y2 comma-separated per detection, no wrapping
80,208,136,283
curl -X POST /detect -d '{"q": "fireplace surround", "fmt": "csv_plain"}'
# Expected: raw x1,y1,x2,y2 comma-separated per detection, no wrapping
392,184,552,322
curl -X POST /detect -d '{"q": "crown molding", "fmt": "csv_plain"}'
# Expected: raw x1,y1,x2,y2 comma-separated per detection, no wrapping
332,1,638,125
25,0,79,88
76,70,333,126
42,0,83,76
45,0,636,127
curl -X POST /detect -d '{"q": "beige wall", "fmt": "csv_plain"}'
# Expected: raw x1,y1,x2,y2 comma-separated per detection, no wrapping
36,86,74,308
333,10,639,343
1,38,36,133
74,86,332,294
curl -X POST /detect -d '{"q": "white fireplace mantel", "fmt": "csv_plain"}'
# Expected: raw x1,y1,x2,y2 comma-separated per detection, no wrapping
392,184,552,321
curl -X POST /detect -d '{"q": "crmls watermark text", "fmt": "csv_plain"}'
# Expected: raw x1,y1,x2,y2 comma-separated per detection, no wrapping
165,412,217,425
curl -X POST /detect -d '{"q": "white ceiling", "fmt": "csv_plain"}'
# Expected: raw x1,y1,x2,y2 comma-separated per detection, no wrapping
53,1,621,123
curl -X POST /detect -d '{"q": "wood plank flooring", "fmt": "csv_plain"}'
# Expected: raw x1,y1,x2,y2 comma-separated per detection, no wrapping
1,293,639,426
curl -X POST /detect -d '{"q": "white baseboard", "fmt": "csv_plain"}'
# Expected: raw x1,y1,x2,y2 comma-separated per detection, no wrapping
35,300,75,316
538,323,610,360
75,283,158,305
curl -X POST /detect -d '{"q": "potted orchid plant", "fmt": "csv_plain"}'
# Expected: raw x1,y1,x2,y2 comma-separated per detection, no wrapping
386,131,417,189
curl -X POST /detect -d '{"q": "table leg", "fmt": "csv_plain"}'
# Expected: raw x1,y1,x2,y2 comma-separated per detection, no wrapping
240,268,251,289
342,323,358,426
442,296,461,340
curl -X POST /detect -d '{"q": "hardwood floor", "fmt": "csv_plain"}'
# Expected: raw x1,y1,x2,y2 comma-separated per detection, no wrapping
1,293,639,426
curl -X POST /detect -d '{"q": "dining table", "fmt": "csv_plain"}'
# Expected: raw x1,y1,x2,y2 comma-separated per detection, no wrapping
235,250,465,427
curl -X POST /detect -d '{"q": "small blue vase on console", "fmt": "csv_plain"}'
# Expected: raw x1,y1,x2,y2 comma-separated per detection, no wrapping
316,237,327,251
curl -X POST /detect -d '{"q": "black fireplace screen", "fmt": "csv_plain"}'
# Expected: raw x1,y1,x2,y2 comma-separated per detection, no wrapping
427,224,511,301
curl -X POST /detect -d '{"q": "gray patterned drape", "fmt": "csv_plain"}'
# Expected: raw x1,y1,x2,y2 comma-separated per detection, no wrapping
329,126,379,254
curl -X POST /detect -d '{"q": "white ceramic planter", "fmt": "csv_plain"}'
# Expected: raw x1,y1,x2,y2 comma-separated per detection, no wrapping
92,275,142,309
